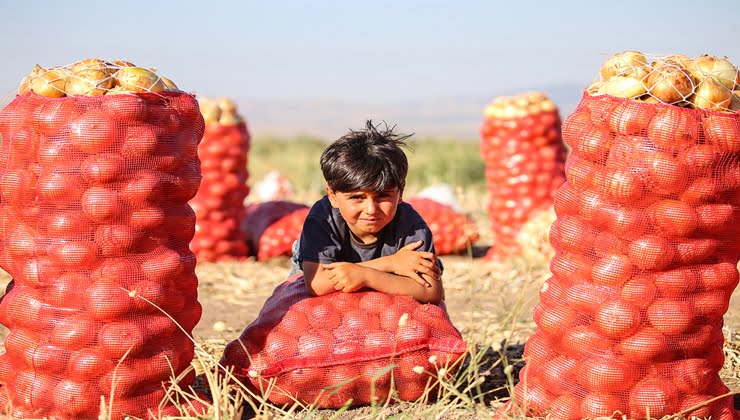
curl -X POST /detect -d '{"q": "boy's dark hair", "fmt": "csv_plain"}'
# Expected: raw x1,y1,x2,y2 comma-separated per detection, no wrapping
320,120,412,193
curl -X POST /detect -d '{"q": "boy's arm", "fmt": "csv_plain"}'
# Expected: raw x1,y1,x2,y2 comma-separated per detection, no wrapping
303,261,339,296
356,240,440,287
322,262,444,304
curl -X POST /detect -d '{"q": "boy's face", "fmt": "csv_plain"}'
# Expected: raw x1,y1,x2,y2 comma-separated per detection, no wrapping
326,187,402,244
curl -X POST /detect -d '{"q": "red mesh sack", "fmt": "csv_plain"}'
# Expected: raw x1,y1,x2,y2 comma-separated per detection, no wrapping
479,92,567,259
0,62,205,419
405,197,479,255
500,90,740,419
189,97,250,262
241,200,309,259
248,205,310,261
220,275,467,408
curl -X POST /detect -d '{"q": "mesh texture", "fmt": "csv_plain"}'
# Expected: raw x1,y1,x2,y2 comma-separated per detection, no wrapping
219,277,467,408
499,92,740,420
480,93,567,260
0,91,205,419
405,197,479,255
189,121,250,262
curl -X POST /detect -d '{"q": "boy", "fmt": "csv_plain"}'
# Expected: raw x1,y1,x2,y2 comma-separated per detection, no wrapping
289,120,444,304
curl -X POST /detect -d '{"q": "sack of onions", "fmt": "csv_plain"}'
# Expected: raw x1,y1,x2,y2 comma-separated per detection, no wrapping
405,197,479,255
479,92,567,260
241,200,309,260
219,276,467,408
256,206,310,261
189,96,251,262
0,58,207,420
499,51,740,420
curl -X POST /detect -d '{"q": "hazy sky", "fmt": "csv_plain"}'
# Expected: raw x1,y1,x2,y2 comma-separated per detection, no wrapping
3,0,740,104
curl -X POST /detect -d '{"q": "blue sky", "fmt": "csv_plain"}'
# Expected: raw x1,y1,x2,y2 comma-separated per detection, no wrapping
3,1,739,102
1,1,740,138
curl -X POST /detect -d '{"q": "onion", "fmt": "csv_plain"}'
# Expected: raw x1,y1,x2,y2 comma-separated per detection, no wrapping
640,95,661,104
199,99,222,124
600,51,650,80
30,67,68,98
70,58,115,75
602,76,647,98
690,54,737,89
114,67,164,93
660,54,693,70
18,64,43,95
691,76,732,110
219,113,242,125
104,86,135,95
585,81,602,96
217,97,237,113
730,91,740,111
111,60,135,67
647,62,695,104
161,76,179,91
65,69,114,96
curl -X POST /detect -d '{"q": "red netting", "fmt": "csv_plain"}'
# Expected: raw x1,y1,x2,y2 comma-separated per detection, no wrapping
241,202,309,261
498,92,740,420
479,93,567,260
189,121,250,262
219,276,467,408
0,91,206,419
405,197,479,255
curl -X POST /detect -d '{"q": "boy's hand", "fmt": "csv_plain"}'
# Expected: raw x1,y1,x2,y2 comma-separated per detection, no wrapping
322,262,368,293
389,240,441,288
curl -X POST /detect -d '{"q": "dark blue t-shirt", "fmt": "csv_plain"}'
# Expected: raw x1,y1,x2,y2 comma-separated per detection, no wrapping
289,195,443,276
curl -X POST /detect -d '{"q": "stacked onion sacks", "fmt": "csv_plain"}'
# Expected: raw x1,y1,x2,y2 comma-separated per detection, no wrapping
189,97,250,262
479,92,567,260
405,197,479,255
241,202,309,262
499,52,740,420
0,59,205,419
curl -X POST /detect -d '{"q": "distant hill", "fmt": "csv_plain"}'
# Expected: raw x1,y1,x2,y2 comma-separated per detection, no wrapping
239,84,586,141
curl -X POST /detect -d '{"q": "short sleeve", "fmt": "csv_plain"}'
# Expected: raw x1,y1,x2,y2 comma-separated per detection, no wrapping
297,216,343,265
400,223,444,273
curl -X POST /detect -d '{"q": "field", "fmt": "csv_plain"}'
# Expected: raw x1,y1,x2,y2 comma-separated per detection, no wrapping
2,136,740,419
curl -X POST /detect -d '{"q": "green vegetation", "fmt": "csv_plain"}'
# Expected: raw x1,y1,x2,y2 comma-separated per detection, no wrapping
248,135,487,198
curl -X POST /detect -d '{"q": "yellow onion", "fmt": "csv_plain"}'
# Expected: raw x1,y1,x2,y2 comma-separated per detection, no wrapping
161,76,179,91
199,99,221,124
602,76,647,98
114,67,164,93
647,63,695,104
104,86,136,95
219,112,243,125
600,51,650,80
690,55,737,89
483,104,497,119
691,76,732,110
659,54,693,70
112,60,136,68
217,97,237,113
65,69,115,96
730,91,740,112
70,58,115,76
18,64,44,95
640,95,661,104
585,81,603,96
30,68,68,98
